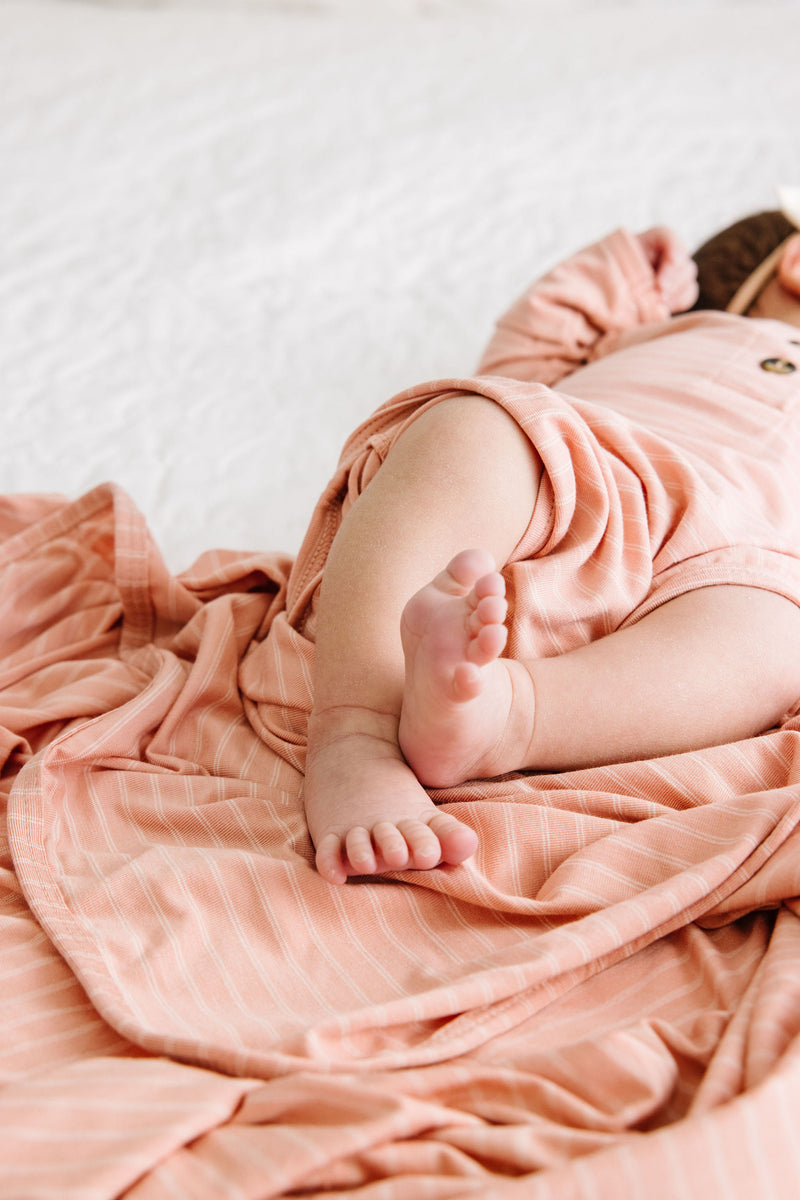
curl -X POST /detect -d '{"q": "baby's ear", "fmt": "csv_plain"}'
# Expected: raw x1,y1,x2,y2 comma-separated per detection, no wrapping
777,233,800,297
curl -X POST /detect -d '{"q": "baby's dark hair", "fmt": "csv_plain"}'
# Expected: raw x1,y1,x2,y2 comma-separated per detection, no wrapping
692,210,795,312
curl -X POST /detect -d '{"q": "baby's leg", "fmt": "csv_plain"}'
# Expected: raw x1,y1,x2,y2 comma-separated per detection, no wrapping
303,395,542,885
515,584,800,771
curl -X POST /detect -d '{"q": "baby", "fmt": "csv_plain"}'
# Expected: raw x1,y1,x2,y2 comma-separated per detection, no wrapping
302,208,800,885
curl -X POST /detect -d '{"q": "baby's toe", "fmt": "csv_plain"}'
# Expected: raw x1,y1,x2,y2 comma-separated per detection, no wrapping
470,593,506,631
315,833,348,886
372,821,412,870
429,812,479,864
345,827,378,875
396,819,444,870
474,570,506,600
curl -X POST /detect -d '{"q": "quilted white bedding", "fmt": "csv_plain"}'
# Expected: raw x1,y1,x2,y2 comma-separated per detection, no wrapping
3,0,799,570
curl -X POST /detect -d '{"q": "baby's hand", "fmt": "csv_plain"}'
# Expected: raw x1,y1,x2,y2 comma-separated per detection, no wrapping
637,226,699,313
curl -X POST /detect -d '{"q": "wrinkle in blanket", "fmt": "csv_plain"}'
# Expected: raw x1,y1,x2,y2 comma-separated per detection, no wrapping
2,455,800,1198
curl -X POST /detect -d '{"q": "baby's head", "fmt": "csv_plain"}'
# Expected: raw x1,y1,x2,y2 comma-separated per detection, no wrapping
692,209,800,321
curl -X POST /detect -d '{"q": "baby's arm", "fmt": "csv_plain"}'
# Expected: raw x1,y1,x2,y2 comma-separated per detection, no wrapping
478,227,698,385
520,585,800,771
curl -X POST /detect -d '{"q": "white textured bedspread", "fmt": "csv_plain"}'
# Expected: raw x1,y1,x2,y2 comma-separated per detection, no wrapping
2,0,799,568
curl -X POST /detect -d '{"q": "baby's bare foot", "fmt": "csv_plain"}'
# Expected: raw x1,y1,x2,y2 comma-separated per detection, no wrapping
303,709,478,886
398,549,519,788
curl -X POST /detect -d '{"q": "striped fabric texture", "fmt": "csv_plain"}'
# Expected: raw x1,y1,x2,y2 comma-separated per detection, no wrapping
3,230,800,1197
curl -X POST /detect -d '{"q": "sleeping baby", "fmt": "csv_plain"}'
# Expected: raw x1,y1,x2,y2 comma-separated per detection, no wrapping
300,202,800,885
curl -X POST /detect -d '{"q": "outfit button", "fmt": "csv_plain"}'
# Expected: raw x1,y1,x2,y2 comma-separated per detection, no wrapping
760,357,796,374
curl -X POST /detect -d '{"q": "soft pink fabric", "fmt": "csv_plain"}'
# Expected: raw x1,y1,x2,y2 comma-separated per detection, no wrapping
3,231,800,1197
478,229,800,660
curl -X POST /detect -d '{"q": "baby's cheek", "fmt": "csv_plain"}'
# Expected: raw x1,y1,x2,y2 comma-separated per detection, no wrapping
777,233,800,297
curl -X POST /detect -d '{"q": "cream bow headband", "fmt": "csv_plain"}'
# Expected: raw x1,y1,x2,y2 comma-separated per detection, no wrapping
726,186,800,314
778,186,800,229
